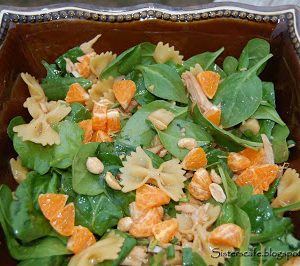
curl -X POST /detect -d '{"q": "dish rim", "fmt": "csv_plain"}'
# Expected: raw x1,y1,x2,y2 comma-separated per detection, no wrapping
0,2,299,57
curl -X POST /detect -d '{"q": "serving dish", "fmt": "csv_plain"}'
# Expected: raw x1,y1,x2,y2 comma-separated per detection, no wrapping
0,2,300,265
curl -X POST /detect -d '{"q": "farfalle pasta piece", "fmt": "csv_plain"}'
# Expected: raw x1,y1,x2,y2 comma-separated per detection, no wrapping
120,147,186,201
80,34,101,54
68,231,124,266
272,168,300,210
21,73,46,102
153,42,183,64
46,100,73,124
88,77,115,105
9,157,28,184
90,52,116,77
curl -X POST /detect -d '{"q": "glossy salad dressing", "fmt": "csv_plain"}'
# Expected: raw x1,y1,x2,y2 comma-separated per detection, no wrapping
0,18,300,265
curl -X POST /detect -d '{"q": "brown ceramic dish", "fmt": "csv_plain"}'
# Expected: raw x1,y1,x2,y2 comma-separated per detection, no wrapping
0,2,300,265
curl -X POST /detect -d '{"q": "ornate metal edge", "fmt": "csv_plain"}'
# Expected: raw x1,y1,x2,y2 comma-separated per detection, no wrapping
0,3,299,56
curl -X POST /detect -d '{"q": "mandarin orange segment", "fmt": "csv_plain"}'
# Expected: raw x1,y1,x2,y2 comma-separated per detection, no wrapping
239,148,264,165
188,168,212,201
67,226,96,254
227,152,251,172
204,106,221,126
76,55,91,78
152,219,179,244
236,164,279,194
208,223,244,248
65,83,90,104
92,115,107,131
136,184,171,210
91,130,112,143
129,207,163,238
112,80,136,109
182,147,207,170
92,101,108,116
50,203,75,236
78,119,93,143
107,109,121,133
38,193,68,220
196,71,220,99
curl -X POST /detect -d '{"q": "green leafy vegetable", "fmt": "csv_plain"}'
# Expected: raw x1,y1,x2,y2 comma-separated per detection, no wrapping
41,77,91,101
251,105,285,126
262,82,276,107
41,61,61,79
217,164,237,203
7,116,25,140
214,54,272,128
182,247,207,266
13,135,53,175
72,142,104,195
238,38,270,74
50,121,83,169
55,47,84,73
136,64,188,104
75,194,122,236
18,256,66,266
223,56,238,75
271,124,290,163
65,103,91,123
166,245,175,259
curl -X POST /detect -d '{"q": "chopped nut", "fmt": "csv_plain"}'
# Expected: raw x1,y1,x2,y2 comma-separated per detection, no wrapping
86,157,104,174
210,169,222,184
105,172,122,190
117,217,133,232
240,118,260,135
9,157,28,184
158,149,168,157
147,144,164,154
148,109,175,130
178,138,197,150
209,183,226,203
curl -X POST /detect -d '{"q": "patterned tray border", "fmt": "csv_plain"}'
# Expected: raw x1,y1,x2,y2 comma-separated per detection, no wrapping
0,3,299,56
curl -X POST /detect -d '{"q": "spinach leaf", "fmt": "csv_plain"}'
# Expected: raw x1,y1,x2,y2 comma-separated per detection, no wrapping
102,42,155,78
216,203,235,226
265,177,280,202
0,185,71,260
271,124,290,163
99,230,136,266
75,193,122,236
262,82,275,107
10,172,59,242
251,105,285,126
7,116,25,140
145,150,165,168
213,54,272,128
149,251,164,266
223,56,238,75
126,70,158,105
50,121,83,169
154,118,212,160
119,100,187,147
13,135,53,175
18,256,66,266
65,103,91,122
136,64,188,104
182,47,225,77
192,105,262,151
72,142,104,195
242,194,293,243
60,170,76,200
217,164,237,203
182,247,207,266
238,38,270,74
55,47,84,73
96,142,123,167
236,185,253,207
41,61,61,79
206,148,228,165
41,77,91,101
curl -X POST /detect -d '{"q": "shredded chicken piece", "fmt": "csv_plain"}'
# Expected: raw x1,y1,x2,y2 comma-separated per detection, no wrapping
261,134,274,164
181,71,213,112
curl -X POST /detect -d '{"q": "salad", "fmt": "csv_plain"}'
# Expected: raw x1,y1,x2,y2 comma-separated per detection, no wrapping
1,35,299,266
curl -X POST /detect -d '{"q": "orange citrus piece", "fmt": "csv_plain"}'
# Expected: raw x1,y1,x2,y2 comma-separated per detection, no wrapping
67,226,96,254
113,80,136,109
196,71,220,99
182,147,207,170
107,109,121,133
227,152,251,172
76,55,91,78
91,130,112,143
38,193,68,220
136,184,170,210
188,168,212,201
208,223,244,248
152,219,179,244
92,102,108,131
65,83,89,104
239,148,264,165
50,203,75,236
204,106,221,126
129,207,163,238
235,164,279,194
78,119,93,144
